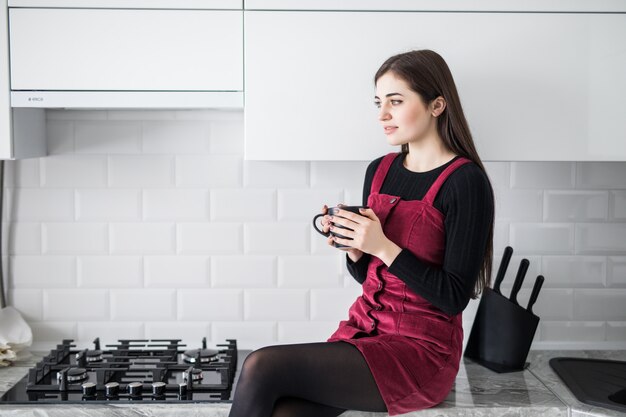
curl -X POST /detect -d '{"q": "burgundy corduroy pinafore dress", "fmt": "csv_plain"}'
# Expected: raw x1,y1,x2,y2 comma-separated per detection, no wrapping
328,152,471,415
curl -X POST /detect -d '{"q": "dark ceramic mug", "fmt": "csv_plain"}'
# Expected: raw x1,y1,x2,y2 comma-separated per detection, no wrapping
312,205,369,248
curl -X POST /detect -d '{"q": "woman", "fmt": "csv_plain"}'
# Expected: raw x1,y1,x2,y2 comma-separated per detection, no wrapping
228,49,494,417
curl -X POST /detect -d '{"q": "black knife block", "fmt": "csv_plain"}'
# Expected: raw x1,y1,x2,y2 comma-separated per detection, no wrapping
463,287,540,373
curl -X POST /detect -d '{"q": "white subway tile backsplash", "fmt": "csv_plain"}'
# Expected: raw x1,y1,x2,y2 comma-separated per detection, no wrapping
211,189,275,221
278,322,338,344
78,256,143,288
109,155,174,187
111,290,175,321
211,256,276,288
110,223,175,254
310,161,368,189
145,256,209,287
43,223,108,254
76,189,141,221
29,322,77,345
344,187,364,207
483,162,510,192
7,222,41,255
343,273,363,289
310,288,361,321
4,159,40,187
74,121,141,154
510,223,574,255
574,289,626,320
492,221,511,257
544,191,608,222
611,191,626,220
244,290,308,321
493,189,543,222
511,162,575,189
8,289,43,321
178,223,242,254
212,322,276,350
244,161,308,188
209,120,244,154
576,223,626,255
310,230,339,255
501,288,573,320
142,121,210,154
577,162,626,189
77,322,144,344
145,322,210,342
42,155,107,187
541,256,606,288
144,189,209,221
178,290,242,321
540,321,606,342
8,188,74,221
245,223,309,255
5,110,625,349
46,120,74,155
44,289,108,321
11,256,75,288
278,189,344,222
606,322,626,341
608,257,626,287
176,155,242,187
278,255,342,288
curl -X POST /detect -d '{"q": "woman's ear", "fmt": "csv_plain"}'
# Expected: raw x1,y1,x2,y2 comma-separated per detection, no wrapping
431,96,446,117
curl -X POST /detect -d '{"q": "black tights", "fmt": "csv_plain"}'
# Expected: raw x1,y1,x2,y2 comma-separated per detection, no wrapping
227,341,387,417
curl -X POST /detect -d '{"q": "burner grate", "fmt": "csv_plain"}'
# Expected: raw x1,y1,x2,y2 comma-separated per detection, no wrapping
2,337,239,403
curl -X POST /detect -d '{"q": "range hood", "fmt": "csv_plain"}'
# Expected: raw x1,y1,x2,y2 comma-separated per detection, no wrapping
7,2,243,109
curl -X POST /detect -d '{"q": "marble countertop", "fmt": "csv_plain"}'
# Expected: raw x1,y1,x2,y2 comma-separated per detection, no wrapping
0,350,623,417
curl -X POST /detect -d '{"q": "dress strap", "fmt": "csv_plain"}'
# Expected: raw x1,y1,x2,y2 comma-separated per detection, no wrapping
370,152,400,195
422,157,473,206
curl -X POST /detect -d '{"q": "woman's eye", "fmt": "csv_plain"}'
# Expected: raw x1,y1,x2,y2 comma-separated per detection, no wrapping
374,100,402,108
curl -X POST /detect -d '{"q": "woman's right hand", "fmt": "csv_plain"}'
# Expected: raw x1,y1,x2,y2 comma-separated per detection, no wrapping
321,203,364,263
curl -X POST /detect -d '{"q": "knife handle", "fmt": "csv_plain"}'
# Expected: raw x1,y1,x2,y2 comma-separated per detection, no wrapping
509,258,530,305
493,246,513,295
527,275,545,314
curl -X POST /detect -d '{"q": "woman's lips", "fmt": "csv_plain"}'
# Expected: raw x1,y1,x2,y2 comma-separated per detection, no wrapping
384,127,398,135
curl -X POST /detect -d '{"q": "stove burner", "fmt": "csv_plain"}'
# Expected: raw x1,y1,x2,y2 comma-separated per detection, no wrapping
58,367,88,383
85,350,103,363
182,348,219,364
184,368,204,382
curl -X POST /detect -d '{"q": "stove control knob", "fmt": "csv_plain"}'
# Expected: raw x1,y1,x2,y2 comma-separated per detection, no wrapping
152,381,166,397
127,381,143,396
105,382,119,397
82,382,96,397
178,382,187,396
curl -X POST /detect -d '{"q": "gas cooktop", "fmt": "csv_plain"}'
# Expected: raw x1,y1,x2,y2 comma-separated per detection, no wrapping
0,338,242,403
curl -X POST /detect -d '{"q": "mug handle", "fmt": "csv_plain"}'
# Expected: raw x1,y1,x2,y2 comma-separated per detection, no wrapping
312,213,330,237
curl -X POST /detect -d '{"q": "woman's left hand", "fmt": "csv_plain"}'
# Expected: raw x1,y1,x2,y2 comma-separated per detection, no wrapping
330,208,400,263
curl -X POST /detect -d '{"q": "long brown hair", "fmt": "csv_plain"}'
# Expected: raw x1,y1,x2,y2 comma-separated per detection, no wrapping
374,49,494,298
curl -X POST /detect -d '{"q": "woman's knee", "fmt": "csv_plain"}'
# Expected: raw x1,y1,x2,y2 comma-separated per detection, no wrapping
240,346,280,381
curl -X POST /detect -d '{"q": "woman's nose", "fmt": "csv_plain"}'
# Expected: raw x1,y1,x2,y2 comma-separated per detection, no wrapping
378,109,391,122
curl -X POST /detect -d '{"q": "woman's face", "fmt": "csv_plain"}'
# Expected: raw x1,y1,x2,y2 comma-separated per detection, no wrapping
374,72,435,147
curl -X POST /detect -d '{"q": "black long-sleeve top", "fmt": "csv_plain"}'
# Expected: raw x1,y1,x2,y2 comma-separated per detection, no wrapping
346,152,494,316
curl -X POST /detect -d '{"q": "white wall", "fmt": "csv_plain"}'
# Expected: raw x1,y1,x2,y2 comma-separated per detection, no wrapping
3,109,626,351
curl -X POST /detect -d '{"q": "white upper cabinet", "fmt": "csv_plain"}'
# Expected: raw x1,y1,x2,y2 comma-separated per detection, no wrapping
9,8,243,92
244,11,626,161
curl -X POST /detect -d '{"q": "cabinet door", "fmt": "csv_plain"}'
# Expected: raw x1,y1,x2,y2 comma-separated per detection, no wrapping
9,8,243,91
244,11,626,161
